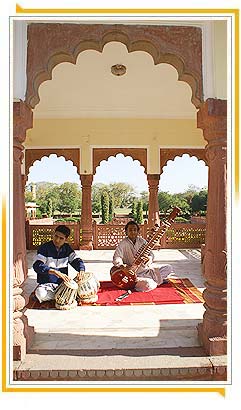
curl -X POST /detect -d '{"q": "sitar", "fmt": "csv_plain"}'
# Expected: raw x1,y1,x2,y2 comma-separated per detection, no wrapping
110,207,181,291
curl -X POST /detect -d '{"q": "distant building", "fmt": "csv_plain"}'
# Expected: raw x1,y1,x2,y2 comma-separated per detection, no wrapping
25,201,39,219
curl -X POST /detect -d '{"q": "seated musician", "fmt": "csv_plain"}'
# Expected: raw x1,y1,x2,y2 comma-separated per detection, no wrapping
112,221,174,292
33,225,85,303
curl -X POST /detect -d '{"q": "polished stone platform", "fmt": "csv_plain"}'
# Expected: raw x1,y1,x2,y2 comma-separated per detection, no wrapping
13,248,227,382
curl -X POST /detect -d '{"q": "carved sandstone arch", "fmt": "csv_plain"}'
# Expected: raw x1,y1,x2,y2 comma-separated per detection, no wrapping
160,148,207,174
26,23,203,109
93,148,147,174
25,148,80,176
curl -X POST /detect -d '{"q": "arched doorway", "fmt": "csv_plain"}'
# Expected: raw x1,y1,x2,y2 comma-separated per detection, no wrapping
92,152,148,249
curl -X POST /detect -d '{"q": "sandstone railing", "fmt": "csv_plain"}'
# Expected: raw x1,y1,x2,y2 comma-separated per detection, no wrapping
93,221,206,250
25,220,81,249
25,220,206,250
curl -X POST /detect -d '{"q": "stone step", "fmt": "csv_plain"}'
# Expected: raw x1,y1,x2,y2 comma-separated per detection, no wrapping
29,325,201,353
25,304,205,353
13,351,227,382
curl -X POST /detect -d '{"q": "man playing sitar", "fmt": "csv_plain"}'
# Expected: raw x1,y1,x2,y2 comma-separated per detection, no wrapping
111,219,175,292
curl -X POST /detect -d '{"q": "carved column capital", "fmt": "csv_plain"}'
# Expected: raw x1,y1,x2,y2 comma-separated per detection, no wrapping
13,100,33,144
80,174,93,187
147,174,160,188
197,98,227,143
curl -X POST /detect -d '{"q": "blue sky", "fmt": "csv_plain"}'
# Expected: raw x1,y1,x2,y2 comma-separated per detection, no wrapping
27,153,208,194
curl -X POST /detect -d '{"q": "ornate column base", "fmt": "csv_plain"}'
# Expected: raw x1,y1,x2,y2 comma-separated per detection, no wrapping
197,323,227,356
13,288,35,362
13,324,35,361
80,240,93,250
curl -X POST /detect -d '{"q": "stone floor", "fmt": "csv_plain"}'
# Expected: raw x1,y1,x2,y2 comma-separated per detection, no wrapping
13,248,227,382
23,248,205,351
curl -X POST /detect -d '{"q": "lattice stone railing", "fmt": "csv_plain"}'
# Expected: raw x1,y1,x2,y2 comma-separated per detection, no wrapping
92,221,146,250
25,222,81,249
93,221,205,250
25,221,206,250
161,223,206,249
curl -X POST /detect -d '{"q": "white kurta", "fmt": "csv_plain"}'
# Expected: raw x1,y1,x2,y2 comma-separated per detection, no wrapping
113,236,173,291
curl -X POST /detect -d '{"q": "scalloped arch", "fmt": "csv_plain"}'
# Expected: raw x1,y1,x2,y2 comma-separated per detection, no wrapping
26,23,203,109
160,148,207,174
93,148,147,174
25,148,80,177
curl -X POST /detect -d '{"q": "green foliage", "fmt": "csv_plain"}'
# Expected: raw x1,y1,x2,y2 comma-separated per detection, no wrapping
140,191,149,216
101,191,109,224
109,182,135,208
27,180,208,223
36,209,42,218
158,187,207,217
171,194,191,216
181,185,200,205
131,198,137,220
92,183,107,214
25,190,34,202
46,198,53,217
92,182,136,211
57,182,81,215
32,181,81,216
136,201,144,224
191,189,208,213
108,193,114,222
174,217,190,223
34,182,60,215
158,192,174,213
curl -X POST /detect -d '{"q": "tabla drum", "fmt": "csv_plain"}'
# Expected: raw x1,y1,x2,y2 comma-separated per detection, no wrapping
54,279,78,310
76,272,100,304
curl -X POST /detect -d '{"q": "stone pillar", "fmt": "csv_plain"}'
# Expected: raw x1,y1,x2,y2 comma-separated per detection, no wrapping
80,174,93,250
147,174,160,227
13,101,34,360
197,98,227,355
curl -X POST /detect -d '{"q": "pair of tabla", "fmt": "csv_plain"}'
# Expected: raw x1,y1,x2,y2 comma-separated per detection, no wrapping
54,272,100,310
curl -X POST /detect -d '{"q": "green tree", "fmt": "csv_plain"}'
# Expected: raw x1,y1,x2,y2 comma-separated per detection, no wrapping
171,194,191,217
108,193,114,222
101,191,109,224
181,185,201,206
136,201,144,224
140,191,148,217
46,198,53,217
25,190,34,203
58,182,81,215
191,189,208,214
131,198,137,220
92,183,109,214
35,182,59,215
109,182,135,208
158,191,173,213
158,191,191,218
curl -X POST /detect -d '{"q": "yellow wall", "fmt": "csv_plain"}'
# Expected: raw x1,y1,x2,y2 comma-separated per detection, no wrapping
213,21,227,99
25,118,205,173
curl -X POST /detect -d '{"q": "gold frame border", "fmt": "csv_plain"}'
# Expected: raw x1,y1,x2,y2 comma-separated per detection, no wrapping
3,4,238,395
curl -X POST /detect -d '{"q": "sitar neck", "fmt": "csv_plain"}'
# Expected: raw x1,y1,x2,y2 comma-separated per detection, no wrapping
133,207,181,267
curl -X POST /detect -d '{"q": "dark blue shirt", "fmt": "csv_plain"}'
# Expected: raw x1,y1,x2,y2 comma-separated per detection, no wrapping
33,240,85,284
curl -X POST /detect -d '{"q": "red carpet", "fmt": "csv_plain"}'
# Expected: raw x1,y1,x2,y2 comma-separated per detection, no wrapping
25,278,204,309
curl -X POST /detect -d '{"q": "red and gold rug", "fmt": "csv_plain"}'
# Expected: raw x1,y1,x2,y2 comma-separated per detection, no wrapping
25,278,204,309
